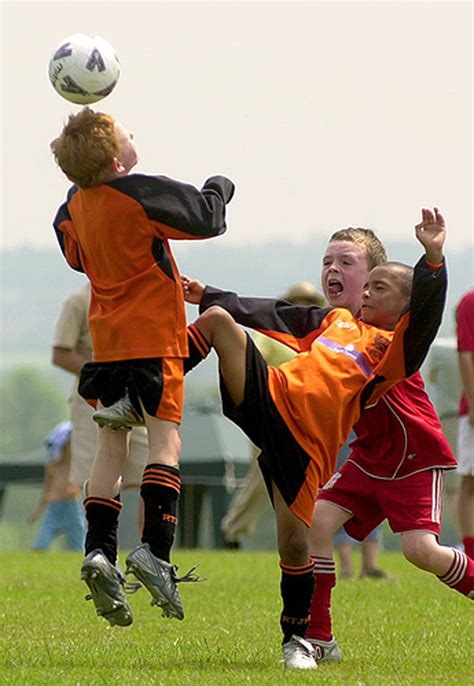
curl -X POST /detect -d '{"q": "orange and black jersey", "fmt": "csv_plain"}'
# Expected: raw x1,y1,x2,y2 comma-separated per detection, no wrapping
200,256,447,488
53,173,234,362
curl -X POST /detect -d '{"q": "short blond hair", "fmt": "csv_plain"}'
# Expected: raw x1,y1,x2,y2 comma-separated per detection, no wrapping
51,107,118,188
329,227,387,270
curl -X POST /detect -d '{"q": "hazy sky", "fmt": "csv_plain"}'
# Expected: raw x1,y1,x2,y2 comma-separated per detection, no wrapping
1,0,473,253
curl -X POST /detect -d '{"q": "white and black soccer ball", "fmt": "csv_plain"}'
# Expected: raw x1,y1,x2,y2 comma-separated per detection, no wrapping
48,34,120,105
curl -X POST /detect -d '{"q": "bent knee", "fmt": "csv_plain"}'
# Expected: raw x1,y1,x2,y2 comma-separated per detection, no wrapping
197,306,237,339
402,533,438,569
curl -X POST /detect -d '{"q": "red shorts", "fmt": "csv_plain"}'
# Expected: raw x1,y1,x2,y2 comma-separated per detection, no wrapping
318,461,445,539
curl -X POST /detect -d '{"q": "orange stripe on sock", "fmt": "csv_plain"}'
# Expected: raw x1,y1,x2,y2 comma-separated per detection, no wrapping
143,466,180,480
142,470,181,486
141,477,181,493
84,497,122,512
279,561,315,575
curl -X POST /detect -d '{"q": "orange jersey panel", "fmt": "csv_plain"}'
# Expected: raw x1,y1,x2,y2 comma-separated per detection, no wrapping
53,174,233,361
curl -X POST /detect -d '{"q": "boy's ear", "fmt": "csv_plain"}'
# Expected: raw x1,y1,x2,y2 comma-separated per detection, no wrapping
111,157,126,174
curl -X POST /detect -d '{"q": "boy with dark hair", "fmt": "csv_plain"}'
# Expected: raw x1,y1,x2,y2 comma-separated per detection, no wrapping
51,107,234,626
306,228,469,665
181,208,447,669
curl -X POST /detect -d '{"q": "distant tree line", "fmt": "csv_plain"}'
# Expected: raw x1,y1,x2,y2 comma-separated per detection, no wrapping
0,367,67,454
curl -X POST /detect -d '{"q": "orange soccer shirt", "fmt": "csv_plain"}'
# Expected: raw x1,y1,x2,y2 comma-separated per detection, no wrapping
200,256,447,512
53,174,234,362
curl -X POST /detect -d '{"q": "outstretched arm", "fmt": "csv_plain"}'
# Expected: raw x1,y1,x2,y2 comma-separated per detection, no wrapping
415,207,446,264
367,208,448,401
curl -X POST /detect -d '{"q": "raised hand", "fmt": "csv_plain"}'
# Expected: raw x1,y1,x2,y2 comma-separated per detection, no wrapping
181,275,205,304
415,207,446,264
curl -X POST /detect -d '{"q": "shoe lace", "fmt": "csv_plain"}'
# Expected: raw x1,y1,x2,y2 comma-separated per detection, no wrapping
84,569,142,600
117,569,142,594
172,564,205,583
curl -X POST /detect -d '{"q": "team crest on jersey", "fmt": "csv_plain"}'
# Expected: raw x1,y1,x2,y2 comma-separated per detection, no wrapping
366,334,390,363
322,471,342,490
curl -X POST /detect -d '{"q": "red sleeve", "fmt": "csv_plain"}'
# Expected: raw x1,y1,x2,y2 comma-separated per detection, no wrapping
457,290,474,352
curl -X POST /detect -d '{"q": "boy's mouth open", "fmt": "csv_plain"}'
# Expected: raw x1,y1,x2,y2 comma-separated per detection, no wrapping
327,279,343,298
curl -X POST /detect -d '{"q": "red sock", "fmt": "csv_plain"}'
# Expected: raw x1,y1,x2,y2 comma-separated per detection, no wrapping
306,556,336,641
438,549,474,599
462,536,474,558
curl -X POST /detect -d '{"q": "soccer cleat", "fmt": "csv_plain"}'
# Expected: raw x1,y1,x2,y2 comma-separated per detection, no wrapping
126,543,201,621
307,637,342,663
281,635,318,670
81,549,133,627
92,394,144,430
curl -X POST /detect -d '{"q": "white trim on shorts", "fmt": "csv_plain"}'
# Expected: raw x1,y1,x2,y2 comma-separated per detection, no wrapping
431,469,443,525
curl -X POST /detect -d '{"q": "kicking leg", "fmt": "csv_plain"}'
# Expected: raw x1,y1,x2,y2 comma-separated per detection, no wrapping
402,530,474,599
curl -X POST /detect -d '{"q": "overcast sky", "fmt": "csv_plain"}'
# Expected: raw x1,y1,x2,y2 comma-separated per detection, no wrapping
1,0,473,255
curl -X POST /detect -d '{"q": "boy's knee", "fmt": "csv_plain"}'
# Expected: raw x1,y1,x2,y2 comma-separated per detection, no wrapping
279,527,309,564
402,533,437,569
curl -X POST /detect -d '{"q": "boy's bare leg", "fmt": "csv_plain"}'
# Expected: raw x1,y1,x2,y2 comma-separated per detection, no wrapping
144,415,181,467
360,538,386,577
401,530,460,574
81,419,133,626
194,306,248,405
88,420,130,497
126,415,192,620
269,485,316,653
402,530,474,599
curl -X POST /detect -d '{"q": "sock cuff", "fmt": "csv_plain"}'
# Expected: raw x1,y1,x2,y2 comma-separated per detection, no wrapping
142,464,181,493
188,323,210,356
439,549,468,586
311,556,336,574
279,560,315,575
84,496,122,513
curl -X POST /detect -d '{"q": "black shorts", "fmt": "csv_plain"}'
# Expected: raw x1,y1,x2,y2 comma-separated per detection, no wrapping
220,335,312,516
79,357,184,423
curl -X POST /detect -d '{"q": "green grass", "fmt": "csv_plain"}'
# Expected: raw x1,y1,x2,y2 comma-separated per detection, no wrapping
0,551,472,685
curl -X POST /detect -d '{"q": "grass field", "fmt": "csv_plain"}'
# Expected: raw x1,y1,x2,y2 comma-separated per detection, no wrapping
1,550,472,685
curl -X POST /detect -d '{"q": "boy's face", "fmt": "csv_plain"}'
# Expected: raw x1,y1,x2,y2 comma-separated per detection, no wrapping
321,240,368,315
114,121,139,174
360,265,408,329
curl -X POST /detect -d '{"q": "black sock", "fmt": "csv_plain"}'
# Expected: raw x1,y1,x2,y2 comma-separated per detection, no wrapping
184,324,211,375
84,496,122,565
280,560,315,643
140,463,180,562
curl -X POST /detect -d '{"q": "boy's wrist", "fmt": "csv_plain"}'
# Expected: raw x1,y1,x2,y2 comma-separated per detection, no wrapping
424,250,443,267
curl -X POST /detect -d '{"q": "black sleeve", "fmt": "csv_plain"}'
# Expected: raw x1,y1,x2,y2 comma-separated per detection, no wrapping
402,256,447,376
200,286,333,352
108,173,234,239
52,187,84,273
369,255,447,402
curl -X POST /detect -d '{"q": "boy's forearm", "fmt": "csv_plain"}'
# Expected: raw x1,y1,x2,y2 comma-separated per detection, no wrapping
424,248,444,266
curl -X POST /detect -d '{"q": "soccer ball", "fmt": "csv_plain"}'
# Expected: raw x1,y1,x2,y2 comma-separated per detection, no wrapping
48,34,120,105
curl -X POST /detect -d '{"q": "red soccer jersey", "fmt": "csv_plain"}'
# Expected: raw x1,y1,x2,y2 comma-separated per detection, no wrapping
348,371,457,480
53,174,233,362
456,288,474,416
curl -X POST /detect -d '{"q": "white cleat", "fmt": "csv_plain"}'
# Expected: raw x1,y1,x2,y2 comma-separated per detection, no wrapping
307,636,342,663
282,635,318,670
